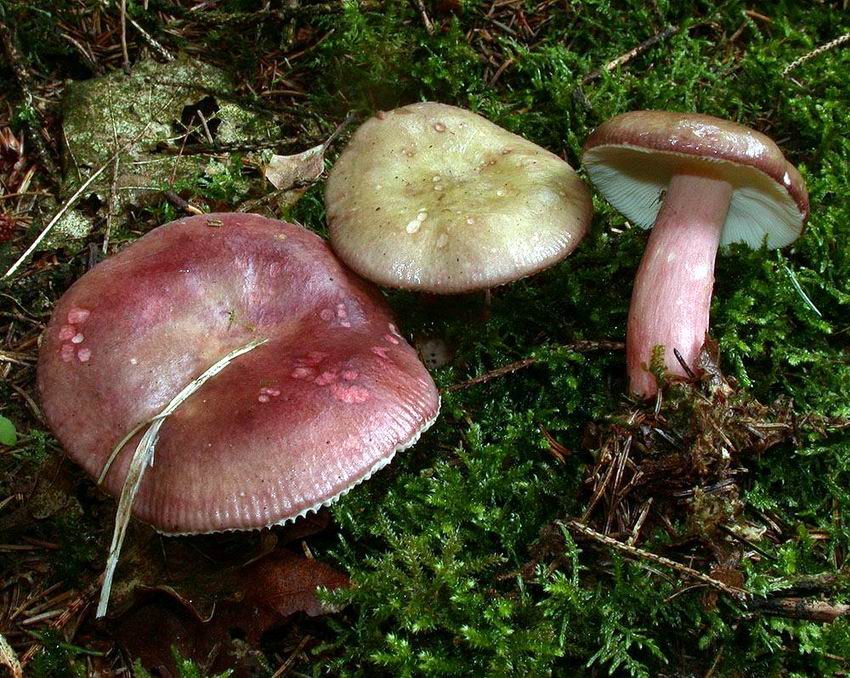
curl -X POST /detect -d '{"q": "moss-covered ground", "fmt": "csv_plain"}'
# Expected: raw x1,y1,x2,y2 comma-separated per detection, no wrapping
1,1,850,675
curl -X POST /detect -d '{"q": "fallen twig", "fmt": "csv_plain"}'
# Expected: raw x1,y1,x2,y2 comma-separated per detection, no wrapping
129,16,174,62
3,97,175,278
0,21,60,186
119,0,130,71
750,597,850,623
563,519,748,599
442,340,624,392
783,32,850,77
582,25,680,84
412,0,435,35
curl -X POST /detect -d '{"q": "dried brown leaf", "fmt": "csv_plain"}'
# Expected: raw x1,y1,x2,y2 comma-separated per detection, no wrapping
262,143,325,191
114,548,348,676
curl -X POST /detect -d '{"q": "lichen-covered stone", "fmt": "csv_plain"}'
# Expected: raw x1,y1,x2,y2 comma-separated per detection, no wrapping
57,58,280,246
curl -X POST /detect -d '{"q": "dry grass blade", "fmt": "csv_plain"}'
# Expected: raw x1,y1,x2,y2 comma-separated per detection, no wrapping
0,633,22,678
96,337,269,618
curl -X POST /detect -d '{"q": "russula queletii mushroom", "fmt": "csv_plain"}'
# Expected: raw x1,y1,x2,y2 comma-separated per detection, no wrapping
582,111,809,398
325,102,592,294
37,213,440,535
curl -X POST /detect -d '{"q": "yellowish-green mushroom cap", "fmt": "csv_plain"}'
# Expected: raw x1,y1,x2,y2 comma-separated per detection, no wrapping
326,102,592,294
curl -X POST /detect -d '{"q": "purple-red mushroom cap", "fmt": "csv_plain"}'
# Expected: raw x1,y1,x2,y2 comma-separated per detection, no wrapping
582,110,809,247
582,111,808,398
326,102,592,293
37,214,440,535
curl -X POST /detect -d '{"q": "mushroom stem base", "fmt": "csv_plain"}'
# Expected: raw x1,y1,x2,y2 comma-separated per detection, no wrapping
627,173,733,398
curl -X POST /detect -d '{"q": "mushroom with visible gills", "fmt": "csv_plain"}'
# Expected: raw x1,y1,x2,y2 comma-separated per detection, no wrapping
582,111,809,398
38,213,440,535
326,102,592,294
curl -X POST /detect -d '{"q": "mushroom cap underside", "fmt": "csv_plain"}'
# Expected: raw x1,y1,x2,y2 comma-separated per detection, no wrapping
582,110,808,248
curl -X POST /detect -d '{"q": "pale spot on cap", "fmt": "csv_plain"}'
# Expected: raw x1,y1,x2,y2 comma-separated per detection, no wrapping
342,370,359,381
258,394,271,403
320,308,334,321
58,325,76,341
371,346,390,360
67,308,90,324
71,333,85,344
77,348,92,363
315,371,338,386
291,366,314,379
331,383,370,403
433,122,446,132
60,344,75,362
384,333,400,345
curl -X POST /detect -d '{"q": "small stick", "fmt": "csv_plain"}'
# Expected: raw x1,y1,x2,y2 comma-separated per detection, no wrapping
196,110,215,145
783,32,850,77
164,190,204,215
128,16,174,61
750,597,849,623
4,105,169,278
271,634,312,677
582,25,679,84
103,83,122,254
0,21,60,186
412,0,435,35
443,357,536,392
3,162,107,278
119,0,130,72
563,519,748,599
443,340,624,392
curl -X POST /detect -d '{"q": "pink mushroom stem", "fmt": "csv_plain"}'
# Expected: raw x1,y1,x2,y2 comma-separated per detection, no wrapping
627,172,733,398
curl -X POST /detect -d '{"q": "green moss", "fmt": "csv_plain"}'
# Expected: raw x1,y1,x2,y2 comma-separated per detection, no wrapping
5,1,850,674
294,1,850,674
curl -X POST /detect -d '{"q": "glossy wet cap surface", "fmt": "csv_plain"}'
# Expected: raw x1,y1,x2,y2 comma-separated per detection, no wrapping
582,110,808,248
326,102,592,293
38,213,440,534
